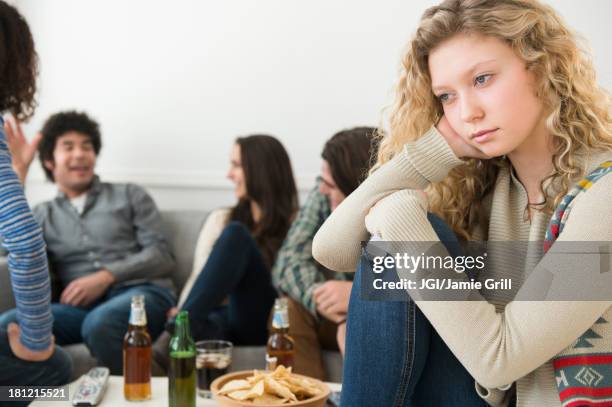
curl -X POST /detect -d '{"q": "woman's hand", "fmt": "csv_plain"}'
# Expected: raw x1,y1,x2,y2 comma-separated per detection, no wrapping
436,115,489,160
4,115,42,184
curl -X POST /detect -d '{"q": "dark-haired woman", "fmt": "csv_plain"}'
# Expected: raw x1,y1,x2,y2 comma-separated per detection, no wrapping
154,135,298,367
0,0,72,392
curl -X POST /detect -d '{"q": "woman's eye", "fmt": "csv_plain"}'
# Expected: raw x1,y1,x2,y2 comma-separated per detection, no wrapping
437,93,450,103
474,74,492,86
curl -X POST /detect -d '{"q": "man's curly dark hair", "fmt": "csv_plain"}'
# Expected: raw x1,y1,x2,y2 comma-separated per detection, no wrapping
38,111,102,182
0,1,38,120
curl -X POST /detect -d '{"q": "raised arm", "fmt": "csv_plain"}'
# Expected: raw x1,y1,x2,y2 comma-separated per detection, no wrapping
0,118,53,353
3,115,41,185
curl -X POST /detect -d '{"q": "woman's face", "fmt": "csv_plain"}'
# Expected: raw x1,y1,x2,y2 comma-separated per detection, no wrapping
428,33,547,158
227,143,247,199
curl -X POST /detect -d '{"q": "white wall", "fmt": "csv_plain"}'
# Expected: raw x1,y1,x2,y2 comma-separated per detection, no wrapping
16,0,612,211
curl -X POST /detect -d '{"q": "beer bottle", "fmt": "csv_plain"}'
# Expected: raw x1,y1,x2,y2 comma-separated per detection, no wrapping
123,295,152,401
266,298,295,370
168,310,196,407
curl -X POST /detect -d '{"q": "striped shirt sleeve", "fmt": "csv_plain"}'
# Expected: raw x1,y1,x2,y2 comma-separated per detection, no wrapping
0,118,53,351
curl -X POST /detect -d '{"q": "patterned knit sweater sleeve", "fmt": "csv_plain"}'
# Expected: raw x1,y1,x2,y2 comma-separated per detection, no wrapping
0,118,53,351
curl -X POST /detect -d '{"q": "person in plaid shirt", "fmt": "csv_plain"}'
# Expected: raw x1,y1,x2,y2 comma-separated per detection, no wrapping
272,127,378,379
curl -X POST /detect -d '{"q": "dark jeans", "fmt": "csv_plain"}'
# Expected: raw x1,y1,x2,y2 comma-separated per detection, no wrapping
0,329,72,406
0,283,175,375
177,222,277,345
340,214,488,407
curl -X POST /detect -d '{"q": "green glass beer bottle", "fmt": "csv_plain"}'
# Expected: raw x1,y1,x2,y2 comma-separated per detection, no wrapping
168,311,196,407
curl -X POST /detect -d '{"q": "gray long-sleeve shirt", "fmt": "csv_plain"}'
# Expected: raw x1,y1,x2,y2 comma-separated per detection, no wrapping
32,176,176,292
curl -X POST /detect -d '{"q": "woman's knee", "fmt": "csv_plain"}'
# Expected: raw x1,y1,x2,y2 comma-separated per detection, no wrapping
221,222,251,240
426,213,458,243
216,221,255,251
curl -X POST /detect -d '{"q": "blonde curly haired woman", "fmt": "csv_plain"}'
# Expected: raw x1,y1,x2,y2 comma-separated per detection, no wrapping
313,0,612,406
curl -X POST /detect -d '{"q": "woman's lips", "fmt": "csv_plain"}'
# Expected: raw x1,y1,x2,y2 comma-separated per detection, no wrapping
471,128,498,143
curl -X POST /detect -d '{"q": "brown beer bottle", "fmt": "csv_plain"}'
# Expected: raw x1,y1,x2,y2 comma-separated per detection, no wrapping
266,298,295,370
123,295,152,400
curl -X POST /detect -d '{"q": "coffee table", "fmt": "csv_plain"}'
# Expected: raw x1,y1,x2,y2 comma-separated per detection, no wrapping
31,376,342,406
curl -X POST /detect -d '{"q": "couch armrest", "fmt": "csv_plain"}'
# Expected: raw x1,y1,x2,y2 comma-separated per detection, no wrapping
0,257,15,313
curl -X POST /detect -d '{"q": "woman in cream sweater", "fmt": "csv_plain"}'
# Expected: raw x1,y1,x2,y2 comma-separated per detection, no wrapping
313,0,612,406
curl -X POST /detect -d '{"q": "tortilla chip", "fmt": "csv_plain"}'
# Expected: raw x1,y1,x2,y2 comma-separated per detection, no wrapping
265,377,297,401
218,379,251,395
220,366,323,404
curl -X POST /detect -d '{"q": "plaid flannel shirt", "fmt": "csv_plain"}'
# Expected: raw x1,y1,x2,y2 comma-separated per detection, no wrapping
272,179,351,317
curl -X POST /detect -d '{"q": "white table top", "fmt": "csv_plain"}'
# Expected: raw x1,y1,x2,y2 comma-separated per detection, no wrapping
31,375,342,406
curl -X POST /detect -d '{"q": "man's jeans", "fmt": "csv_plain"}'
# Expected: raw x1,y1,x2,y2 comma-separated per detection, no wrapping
0,330,72,406
0,283,175,375
340,214,488,407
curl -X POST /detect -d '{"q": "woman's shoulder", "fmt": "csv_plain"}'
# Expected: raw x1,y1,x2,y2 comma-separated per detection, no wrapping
583,148,612,174
202,208,230,234
208,207,230,222
569,149,612,207
190,208,231,259
561,159,612,237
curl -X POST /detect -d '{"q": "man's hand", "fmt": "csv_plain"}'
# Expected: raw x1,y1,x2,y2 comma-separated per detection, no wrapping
3,115,42,184
336,321,346,356
60,270,115,307
7,322,55,362
313,281,352,323
167,307,179,318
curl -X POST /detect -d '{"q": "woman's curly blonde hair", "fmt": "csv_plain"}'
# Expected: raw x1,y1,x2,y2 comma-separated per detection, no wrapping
374,0,612,240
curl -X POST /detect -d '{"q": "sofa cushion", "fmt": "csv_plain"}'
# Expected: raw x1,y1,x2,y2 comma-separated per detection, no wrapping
159,210,208,292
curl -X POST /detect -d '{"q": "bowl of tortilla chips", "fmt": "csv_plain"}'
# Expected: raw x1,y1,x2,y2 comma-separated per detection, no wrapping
211,366,330,406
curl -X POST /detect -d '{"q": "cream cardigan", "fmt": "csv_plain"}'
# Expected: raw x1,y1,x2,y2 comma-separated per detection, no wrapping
312,127,612,406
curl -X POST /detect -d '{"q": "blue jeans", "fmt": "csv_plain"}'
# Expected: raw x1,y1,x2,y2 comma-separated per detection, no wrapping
0,283,175,375
340,214,488,407
178,222,277,345
0,330,72,406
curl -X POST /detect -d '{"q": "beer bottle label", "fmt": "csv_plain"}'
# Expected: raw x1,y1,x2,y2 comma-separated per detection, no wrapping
265,354,278,371
271,308,289,329
129,306,147,326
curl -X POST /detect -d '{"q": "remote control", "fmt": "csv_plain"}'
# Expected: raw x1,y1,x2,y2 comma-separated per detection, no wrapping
71,367,110,406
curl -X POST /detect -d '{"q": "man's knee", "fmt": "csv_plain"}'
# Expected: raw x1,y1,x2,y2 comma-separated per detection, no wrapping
284,297,317,334
45,346,73,385
81,308,123,349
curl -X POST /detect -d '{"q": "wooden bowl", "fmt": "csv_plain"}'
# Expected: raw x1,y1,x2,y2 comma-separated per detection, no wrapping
211,370,330,407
